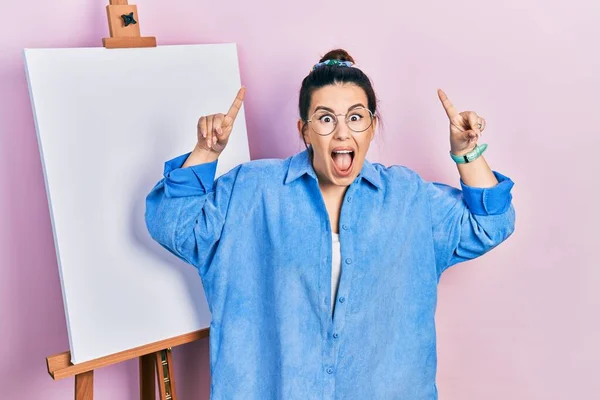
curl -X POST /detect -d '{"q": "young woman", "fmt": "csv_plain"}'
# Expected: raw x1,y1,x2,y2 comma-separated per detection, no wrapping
145,49,515,399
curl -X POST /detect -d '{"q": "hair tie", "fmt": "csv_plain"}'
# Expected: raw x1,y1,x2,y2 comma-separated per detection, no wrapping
311,59,354,72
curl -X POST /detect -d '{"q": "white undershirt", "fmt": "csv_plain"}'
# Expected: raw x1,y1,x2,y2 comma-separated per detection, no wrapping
331,233,342,318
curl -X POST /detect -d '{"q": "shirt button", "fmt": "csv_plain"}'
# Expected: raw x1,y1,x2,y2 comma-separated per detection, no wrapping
345,258,352,265
333,333,339,338
327,367,334,374
339,297,345,303
342,224,349,230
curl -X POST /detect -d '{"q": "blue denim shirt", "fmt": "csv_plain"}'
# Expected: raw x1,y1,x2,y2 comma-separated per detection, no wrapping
145,148,515,400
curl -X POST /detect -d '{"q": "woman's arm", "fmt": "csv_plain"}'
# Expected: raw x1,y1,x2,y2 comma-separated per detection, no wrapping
182,146,219,167
427,172,515,276
456,155,498,188
145,87,246,276
145,153,241,277
429,90,515,275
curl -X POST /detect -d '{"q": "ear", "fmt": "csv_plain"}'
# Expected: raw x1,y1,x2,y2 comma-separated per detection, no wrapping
298,119,311,145
369,115,378,142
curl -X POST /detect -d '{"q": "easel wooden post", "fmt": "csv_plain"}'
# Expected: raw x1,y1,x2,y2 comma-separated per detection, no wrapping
46,330,209,400
102,0,156,49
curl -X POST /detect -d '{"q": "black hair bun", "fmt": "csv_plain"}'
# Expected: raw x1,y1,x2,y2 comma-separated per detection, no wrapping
319,49,355,64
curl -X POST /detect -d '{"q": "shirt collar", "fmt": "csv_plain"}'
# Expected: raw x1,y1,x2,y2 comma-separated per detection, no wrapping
284,148,382,190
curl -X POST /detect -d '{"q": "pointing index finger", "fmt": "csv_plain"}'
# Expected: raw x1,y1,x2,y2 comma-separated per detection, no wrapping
437,89,459,119
225,87,246,122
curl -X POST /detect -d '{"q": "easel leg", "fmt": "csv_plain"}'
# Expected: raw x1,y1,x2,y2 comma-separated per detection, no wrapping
75,370,93,400
155,349,177,400
139,354,156,400
165,349,177,400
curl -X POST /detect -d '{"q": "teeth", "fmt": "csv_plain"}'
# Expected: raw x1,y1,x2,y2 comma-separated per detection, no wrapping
333,150,353,154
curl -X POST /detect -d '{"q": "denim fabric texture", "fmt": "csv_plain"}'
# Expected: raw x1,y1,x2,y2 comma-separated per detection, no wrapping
145,148,515,399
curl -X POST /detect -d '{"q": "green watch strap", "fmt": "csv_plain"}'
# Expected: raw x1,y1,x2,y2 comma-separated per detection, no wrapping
450,143,488,164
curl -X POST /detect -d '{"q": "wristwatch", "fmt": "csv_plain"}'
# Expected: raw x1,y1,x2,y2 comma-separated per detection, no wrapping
450,143,488,164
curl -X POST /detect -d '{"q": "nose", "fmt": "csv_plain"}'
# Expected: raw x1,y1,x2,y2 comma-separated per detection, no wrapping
333,120,351,140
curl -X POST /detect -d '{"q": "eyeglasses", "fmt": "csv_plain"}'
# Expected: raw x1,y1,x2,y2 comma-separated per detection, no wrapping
305,107,374,136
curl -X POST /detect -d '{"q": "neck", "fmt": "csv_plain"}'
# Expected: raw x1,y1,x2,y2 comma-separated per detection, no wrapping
318,181,347,234
319,181,348,203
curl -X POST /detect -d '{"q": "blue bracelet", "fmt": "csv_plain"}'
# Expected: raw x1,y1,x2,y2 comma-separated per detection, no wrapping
450,144,488,164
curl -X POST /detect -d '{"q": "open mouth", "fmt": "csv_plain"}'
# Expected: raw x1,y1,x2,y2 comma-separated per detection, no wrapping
331,149,355,176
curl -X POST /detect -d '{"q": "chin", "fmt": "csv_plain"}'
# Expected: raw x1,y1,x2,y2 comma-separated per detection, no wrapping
330,176,354,187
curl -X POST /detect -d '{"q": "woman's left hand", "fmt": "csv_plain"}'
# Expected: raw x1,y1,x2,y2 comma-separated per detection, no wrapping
437,89,486,156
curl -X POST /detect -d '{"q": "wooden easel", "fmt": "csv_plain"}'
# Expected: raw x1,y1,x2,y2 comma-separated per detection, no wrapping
45,3,204,399
46,329,209,400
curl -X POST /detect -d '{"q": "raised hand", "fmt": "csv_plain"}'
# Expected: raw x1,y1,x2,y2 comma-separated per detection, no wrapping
196,87,246,155
437,89,486,155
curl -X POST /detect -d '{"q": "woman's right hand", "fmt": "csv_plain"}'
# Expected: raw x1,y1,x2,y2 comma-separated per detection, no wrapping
196,87,246,155
183,87,245,167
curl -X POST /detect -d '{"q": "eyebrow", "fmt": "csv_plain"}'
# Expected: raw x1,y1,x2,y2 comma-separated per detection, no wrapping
313,103,366,113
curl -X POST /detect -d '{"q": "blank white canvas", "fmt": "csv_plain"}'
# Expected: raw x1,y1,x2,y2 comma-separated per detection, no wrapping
24,44,250,364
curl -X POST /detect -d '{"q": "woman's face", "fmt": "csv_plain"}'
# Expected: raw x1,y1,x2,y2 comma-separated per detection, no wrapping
298,83,377,188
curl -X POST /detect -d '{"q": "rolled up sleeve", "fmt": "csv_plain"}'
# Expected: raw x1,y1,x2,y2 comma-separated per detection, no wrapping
163,152,218,197
459,171,514,216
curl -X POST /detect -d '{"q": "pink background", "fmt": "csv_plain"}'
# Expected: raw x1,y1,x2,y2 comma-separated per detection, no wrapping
1,0,598,399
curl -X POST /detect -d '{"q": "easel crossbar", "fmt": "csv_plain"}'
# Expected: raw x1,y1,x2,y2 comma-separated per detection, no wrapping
47,329,208,380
